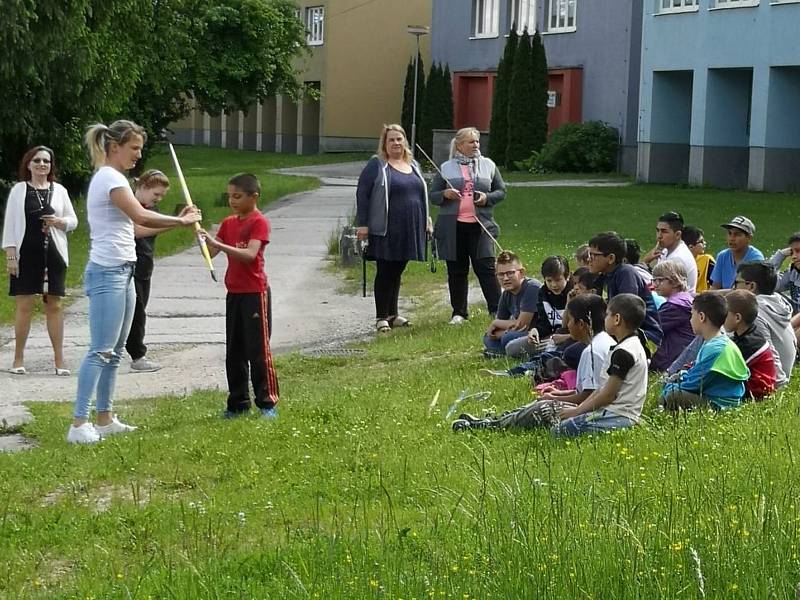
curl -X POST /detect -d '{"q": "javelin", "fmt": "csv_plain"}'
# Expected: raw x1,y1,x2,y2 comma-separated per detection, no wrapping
167,143,217,281
414,144,504,253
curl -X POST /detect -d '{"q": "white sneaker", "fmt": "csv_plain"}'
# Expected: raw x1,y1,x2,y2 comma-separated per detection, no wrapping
449,315,466,326
67,423,101,444
95,416,138,438
130,357,162,372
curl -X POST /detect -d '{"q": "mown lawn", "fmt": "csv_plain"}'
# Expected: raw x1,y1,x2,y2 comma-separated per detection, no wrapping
0,146,369,324
3,157,800,598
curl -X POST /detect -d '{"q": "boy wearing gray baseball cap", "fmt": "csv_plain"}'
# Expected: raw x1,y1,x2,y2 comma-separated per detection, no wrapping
710,216,764,289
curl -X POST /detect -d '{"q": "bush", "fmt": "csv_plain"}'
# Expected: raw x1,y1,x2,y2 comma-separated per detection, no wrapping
524,121,619,173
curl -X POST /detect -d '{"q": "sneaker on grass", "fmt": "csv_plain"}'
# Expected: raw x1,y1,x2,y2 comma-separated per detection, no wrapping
449,315,466,326
66,423,101,444
260,407,278,420
95,416,138,437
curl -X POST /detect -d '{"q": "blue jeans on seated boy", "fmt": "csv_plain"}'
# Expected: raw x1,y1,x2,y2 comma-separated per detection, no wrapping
483,329,528,356
551,410,636,437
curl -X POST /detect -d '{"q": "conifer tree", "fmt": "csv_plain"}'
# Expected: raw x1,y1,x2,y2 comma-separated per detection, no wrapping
442,64,454,130
530,30,550,154
488,28,518,165
400,53,426,144
505,29,535,169
419,62,441,156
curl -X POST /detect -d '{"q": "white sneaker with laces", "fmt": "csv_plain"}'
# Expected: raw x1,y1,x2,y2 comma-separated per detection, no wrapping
449,315,466,326
66,423,101,444
95,416,138,438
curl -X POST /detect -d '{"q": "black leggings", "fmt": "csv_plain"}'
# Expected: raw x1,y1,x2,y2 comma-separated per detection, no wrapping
374,259,408,320
446,222,501,318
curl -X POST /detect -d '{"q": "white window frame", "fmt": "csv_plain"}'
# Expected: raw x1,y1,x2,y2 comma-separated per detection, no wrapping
710,0,760,8
657,0,700,13
546,0,577,33
472,0,500,38
305,6,324,46
510,0,537,34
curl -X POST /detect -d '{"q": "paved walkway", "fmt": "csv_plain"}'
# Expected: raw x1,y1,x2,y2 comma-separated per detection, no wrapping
0,179,374,447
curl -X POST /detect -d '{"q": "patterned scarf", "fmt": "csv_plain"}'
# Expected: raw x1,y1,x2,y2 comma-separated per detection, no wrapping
453,151,480,181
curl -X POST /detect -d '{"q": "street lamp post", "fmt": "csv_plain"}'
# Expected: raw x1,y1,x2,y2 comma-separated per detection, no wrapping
407,25,429,156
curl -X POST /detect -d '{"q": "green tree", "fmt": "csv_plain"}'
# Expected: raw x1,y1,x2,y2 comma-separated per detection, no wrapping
487,28,518,165
505,29,535,170
530,30,550,155
400,52,426,147
442,64,454,130
418,62,441,157
0,0,307,191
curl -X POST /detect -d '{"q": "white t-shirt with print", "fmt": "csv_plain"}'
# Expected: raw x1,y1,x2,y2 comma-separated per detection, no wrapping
576,331,615,393
87,166,136,266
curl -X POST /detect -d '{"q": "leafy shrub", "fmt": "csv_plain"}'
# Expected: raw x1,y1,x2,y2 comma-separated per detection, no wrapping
522,121,619,173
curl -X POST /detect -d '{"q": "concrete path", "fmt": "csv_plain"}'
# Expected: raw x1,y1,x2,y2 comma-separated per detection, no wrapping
0,179,374,448
272,162,631,188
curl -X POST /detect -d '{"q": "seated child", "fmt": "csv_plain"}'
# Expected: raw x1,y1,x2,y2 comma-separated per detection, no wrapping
483,251,541,357
552,293,650,436
771,232,800,347
650,260,695,371
505,255,572,358
736,260,796,386
624,238,653,286
682,225,715,293
710,216,764,290
572,267,601,298
574,244,591,268
724,290,777,400
454,294,614,431
660,293,749,411
588,231,663,348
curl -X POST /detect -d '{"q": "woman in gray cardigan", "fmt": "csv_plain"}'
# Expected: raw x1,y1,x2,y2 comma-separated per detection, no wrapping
356,124,429,332
430,127,506,324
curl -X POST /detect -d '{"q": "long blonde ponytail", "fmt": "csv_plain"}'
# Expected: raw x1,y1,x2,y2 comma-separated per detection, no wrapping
84,120,147,170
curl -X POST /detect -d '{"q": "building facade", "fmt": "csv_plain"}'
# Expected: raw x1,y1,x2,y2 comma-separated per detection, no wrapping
430,0,644,173
171,0,432,154
638,0,800,192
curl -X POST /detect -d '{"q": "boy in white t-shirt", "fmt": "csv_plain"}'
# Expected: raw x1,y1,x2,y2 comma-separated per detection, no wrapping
552,293,649,437
452,295,614,431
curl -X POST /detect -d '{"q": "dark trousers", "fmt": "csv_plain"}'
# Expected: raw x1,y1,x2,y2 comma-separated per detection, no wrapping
374,259,408,320
225,289,279,412
446,222,501,318
125,276,150,360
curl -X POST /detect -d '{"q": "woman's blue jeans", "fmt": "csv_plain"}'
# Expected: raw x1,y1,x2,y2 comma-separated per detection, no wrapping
74,261,136,419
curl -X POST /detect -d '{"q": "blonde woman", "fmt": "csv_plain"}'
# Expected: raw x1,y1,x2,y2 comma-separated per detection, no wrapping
650,260,694,372
2,146,77,375
68,120,201,444
355,124,429,333
429,127,506,325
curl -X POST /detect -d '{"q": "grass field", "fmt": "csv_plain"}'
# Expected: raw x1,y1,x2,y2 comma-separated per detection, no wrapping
0,147,369,324
3,156,800,598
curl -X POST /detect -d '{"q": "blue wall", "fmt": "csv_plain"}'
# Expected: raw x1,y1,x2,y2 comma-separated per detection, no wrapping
431,0,644,150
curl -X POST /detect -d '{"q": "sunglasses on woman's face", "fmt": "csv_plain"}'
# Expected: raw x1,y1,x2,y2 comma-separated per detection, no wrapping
32,158,51,164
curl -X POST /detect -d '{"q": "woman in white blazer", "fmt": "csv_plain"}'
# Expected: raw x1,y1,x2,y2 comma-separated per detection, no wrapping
2,146,78,375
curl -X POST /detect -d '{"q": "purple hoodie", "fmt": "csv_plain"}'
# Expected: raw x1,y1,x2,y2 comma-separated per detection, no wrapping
651,291,695,371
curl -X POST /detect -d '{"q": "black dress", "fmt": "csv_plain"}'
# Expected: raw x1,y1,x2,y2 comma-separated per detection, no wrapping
9,185,67,297
367,166,426,262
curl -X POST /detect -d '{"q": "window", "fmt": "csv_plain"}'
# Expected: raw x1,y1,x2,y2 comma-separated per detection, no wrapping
658,0,699,12
547,0,576,32
473,0,500,37
305,6,324,46
712,0,759,6
510,0,536,33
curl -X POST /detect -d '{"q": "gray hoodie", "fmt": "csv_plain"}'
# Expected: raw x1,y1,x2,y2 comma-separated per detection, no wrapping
756,293,797,386
771,250,800,314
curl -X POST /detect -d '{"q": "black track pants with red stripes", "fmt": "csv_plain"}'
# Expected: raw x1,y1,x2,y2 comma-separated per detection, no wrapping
225,290,279,412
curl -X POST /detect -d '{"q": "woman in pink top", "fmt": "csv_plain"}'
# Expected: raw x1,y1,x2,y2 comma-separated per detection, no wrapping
430,127,507,324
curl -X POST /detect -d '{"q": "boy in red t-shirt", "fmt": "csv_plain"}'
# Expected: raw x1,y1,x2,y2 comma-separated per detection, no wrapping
200,173,279,418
